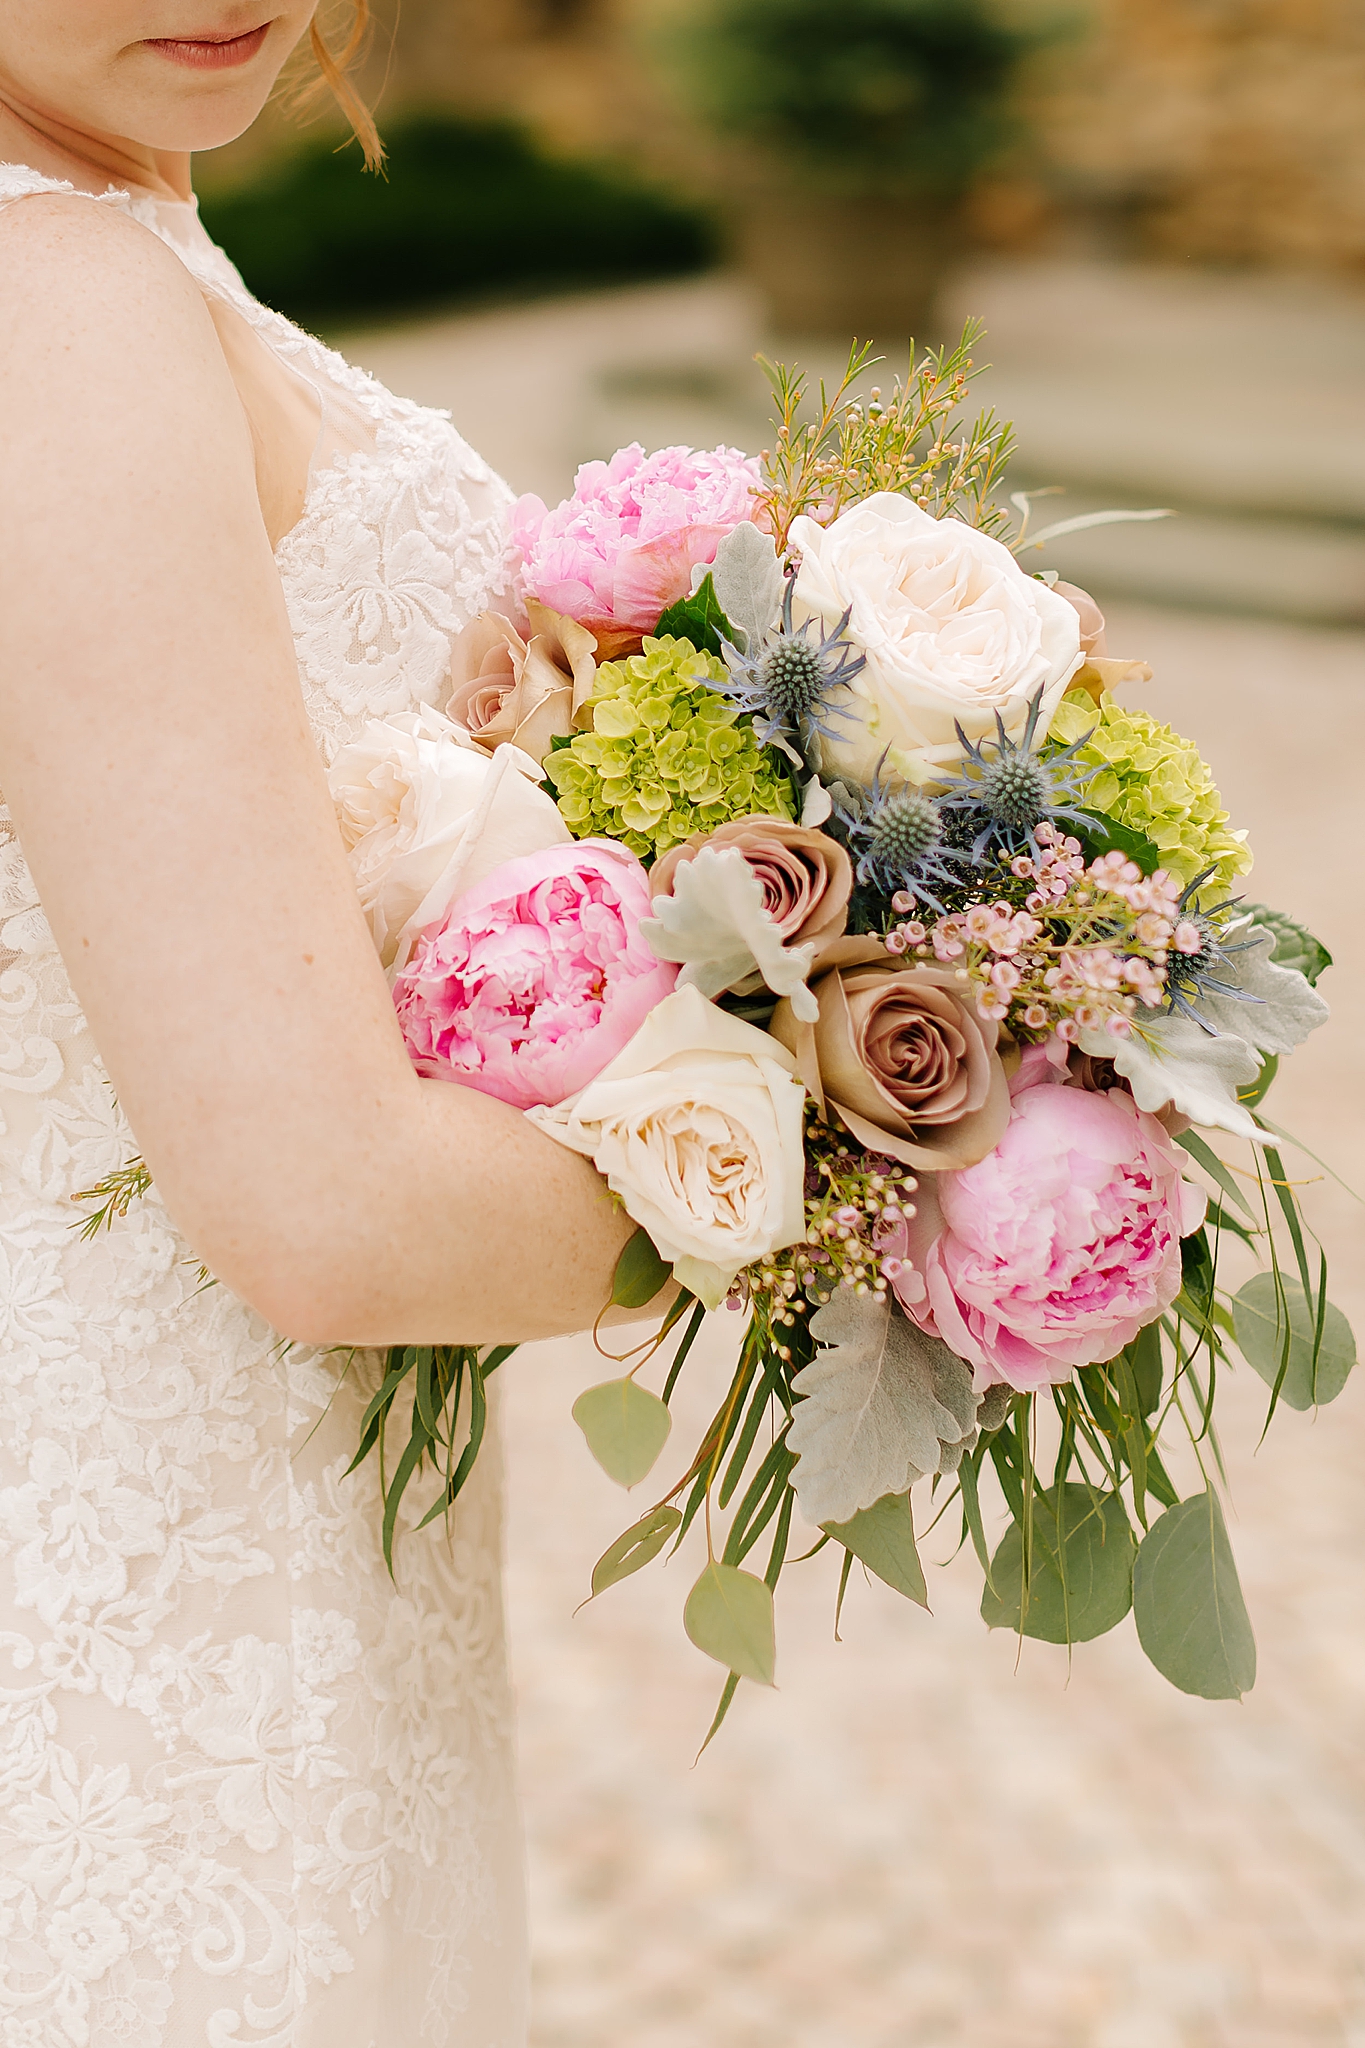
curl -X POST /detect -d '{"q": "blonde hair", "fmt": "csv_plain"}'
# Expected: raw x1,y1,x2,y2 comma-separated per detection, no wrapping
296,1,384,171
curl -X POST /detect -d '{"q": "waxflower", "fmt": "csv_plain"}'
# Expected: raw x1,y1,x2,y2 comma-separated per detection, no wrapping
544,635,796,860
1047,689,1252,893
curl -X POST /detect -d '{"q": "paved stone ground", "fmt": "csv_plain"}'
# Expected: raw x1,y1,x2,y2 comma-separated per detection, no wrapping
347,270,1365,2043
502,604,1365,2048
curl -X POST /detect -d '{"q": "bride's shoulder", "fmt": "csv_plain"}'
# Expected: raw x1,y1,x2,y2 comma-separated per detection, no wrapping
0,181,213,347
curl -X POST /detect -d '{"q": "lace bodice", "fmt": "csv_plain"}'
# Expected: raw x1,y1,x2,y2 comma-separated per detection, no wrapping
0,165,527,2047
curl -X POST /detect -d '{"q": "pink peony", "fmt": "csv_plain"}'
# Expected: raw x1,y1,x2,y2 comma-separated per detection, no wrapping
392,840,678,1111
511,442,760,655
888,1049,1204,1390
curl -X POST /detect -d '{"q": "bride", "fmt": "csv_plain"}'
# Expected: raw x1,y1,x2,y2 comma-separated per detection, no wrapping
0,7,639,2043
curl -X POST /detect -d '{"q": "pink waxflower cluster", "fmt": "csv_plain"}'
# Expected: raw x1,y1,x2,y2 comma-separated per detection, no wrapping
510,442,760,655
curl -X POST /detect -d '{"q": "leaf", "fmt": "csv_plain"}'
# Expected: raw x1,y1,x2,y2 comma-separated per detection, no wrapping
1241,904,1333,986
824,1490,927,1607
590,1504,682,1595
610,1228,673,1308
683,1560,776,1685
1195,926,1329,1059
1126,1323,1165,1416
1238,1052,1278,1107
1175,1130,1257,1221
695,521,784,654
1070,807,1163,875
1231,1273,1356,1410
788,1292,979,1527
1132,1490,1257,1699
1179,1228,1215,1323
655,572,738,659
572,1377,673,1487
981,1485,1135,1644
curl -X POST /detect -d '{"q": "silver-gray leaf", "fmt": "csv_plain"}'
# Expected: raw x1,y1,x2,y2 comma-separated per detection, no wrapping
696,521,784,656
789,1292,980,1528
1195,926,1329,1056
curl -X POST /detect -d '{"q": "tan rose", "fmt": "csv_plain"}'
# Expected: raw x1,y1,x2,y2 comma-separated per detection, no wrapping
446,599,598,764
769,936,1010,1169
1051,580,1108,657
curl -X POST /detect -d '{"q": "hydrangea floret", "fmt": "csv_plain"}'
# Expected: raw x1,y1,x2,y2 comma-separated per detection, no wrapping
545,634,795,860
884,824,1178,1042
1047,689,1252,894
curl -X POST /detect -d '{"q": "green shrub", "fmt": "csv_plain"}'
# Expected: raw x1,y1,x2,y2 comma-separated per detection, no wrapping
198,114,717,328
668,0,1043,196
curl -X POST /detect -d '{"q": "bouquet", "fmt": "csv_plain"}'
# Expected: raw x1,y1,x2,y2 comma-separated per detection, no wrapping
89,329,1352,1736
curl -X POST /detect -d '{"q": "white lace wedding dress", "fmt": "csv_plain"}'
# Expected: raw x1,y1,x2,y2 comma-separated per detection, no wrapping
0,165,528,2047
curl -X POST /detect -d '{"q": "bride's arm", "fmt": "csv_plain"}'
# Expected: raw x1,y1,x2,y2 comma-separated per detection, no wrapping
0,196,641,1348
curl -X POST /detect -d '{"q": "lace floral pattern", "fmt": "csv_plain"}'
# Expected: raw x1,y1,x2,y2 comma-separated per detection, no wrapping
0,166,527,2047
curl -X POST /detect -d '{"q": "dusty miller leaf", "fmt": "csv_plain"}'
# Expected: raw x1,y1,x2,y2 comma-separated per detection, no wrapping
788,1292,979,1527
691,521,785,654
1240,903,1333,986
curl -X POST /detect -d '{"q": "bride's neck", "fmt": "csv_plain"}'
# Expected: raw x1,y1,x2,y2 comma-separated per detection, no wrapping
0,93,190,203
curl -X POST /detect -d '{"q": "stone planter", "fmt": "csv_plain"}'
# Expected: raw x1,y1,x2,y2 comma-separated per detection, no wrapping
730,182,958,343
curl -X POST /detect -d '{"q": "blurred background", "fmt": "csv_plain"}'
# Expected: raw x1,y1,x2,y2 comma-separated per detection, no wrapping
203,6,1364,2041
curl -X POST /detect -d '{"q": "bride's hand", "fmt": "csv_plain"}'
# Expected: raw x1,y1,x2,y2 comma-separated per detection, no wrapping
0,194,647,1347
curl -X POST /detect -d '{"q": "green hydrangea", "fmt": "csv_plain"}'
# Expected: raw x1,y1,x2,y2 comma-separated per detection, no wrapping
1048,689,1252,894
546,635,796,859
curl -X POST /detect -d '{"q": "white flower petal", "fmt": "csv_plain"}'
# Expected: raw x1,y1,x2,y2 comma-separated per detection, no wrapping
1081,1013,1264,1141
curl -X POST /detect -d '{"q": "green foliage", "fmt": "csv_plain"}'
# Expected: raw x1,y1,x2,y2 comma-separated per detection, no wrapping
545,635,795,858
756,326,1014,551
1232,1274,1356,1411
981,1485,1136,1644
684,1560,777,1684
1241,904,1333,986
1068,807,1163,877
1048,690,1254,894
668,0,1044,197
655,573,741,660
72,1156,153,1239
198,115,716,329
611,1229,674,1309
572,1378,674,1488
825,1490,928,1607
1132,1491,1256,1700
591,1505,683,1595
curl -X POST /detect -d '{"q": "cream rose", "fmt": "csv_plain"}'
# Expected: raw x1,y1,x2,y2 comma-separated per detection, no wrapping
446,599,598,765
789,492,1083,784
526,983,807,1308
328,705,570,968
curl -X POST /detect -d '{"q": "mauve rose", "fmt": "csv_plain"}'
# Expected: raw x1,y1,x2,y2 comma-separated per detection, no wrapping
769,936,1009,1169
642,817,853,1018
887,1053,1205,1390
447,599,598,765
392,840,677,1111
1051,580,1107,657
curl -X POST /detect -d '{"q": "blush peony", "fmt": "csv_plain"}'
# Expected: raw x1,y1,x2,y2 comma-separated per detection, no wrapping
511,443,760,657
391,841,677,1111
891,1058,1205,1390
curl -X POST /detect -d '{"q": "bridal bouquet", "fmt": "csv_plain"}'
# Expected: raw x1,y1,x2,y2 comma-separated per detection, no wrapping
148,328,1357,1732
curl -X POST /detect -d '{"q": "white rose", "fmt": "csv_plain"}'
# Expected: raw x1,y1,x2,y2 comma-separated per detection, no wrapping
329,705,570,968
789,492,1084,785
526,983,807,1308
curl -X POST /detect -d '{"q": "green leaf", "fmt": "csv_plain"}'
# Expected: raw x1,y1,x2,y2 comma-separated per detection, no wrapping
590,1504,683,1595
1069,807,1163,876
655,572,739,660
572,1377,673,1487
610,1228,673,1309
824,1490,928,1607
1132,1490,1256,1699
1180,1229,1215,1323
1126,1323,1165,1416
1231,1272,1356,1410
1175,1130,1256,1222
1238,1052,1278,1107
683,1560,776,1685
1241,904,1333,985
981,1484,1135,1644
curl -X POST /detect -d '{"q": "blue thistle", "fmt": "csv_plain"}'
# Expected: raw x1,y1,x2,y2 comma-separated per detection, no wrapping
937,687,1095,862
835,759,966,912
715,573,865,770
1165,869,1265,1030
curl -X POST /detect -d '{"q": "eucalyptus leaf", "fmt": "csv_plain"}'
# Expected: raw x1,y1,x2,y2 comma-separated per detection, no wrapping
683,1560,776,1685
591,1504,682,1595
611,1228,673,1309
1241,904,1333,986
1232,1273,1356,1409
1132,1490,1256,1699
981,1485,1135,1644
824,1490,927,1607
789,1292,979,1527
572,1377,673,1487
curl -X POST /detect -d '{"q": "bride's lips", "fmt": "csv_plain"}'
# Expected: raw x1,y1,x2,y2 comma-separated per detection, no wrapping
142,23,271,69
